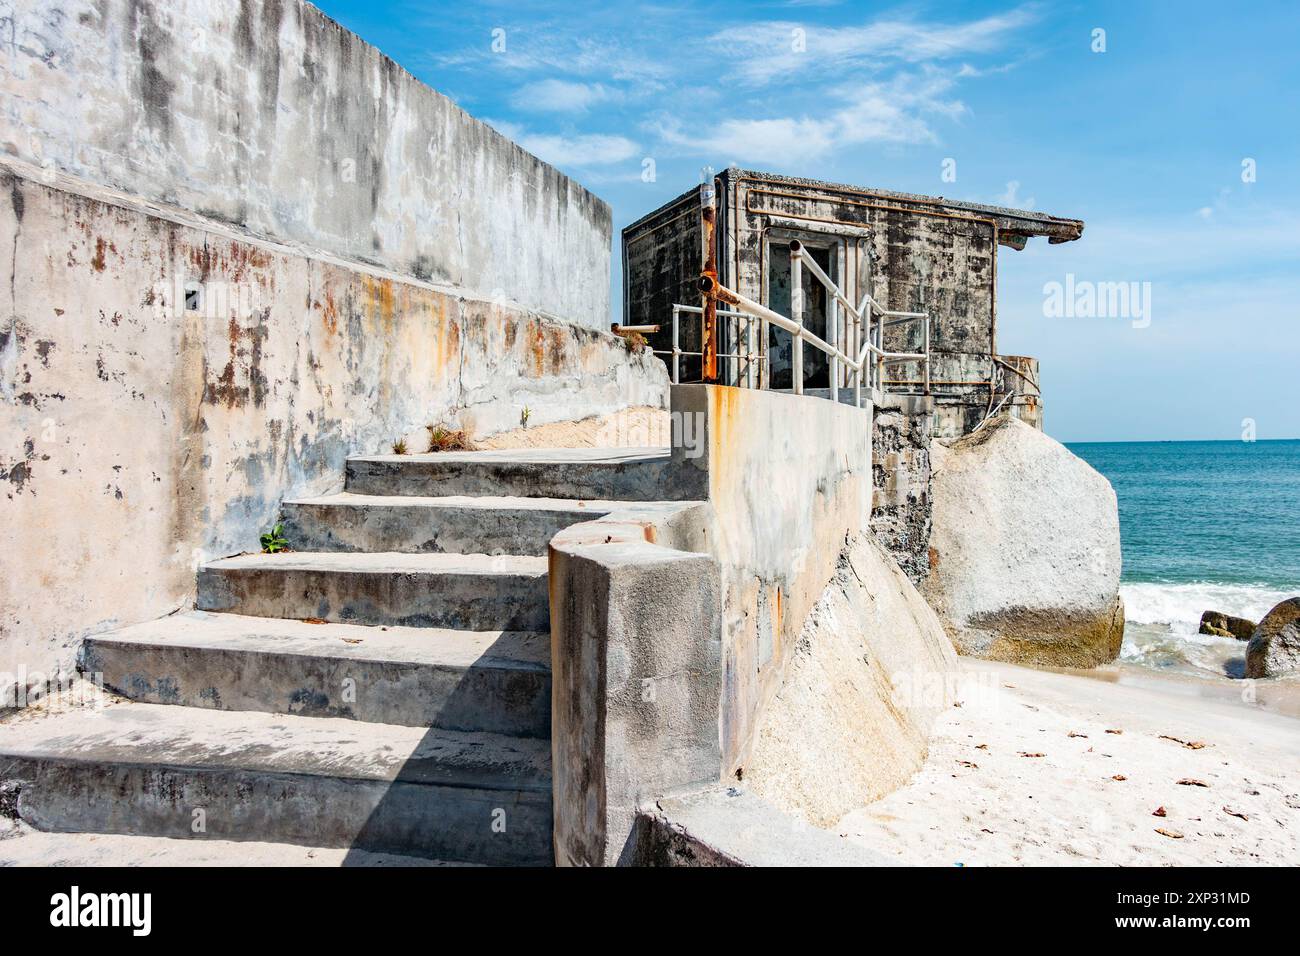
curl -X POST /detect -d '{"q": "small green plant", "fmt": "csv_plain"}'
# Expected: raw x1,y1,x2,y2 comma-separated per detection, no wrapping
520,405,532,428
392,438,408,455
427,424,474,453
260,523,289,554
616,330,649,353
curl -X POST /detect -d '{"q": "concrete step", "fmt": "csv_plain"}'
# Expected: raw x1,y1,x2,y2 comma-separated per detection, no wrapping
197,552,550,631
281,492,614,556
345,447,687,500
81,611,551,736
0,702,553,865
0,823,475,867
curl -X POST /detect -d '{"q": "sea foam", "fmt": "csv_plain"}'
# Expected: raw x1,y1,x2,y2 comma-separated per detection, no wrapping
1121,581,1295,637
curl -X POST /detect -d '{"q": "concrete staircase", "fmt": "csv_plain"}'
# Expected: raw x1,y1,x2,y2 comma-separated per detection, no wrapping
0,447,674,866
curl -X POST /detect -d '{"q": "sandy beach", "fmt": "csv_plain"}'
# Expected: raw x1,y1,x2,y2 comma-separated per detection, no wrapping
841,659,1300,866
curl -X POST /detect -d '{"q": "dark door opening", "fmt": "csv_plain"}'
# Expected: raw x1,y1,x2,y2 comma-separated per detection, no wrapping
766,240,837,390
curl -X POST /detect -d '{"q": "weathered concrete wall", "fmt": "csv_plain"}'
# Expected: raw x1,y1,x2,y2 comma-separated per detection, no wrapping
3,0,611,328
671,385,873,774
727,184,992,363
625,169,1079,380
622,186,703,380
0,162,665,687
872,395,933,583
623,170,1070,438
929,353,1043,440
713,170,1078,363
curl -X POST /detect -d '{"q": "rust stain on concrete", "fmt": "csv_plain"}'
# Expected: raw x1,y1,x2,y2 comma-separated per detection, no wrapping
320,288,339,338
362,275,397,336
203,314,269,409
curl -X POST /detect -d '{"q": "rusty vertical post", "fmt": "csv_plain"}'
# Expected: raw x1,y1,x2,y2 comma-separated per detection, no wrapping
699,180,718,383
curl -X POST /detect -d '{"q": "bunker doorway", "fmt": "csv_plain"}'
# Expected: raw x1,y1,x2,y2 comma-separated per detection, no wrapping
765,235,839,390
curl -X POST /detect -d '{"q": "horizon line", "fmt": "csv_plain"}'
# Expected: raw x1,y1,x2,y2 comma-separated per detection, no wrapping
1062,436,1300,445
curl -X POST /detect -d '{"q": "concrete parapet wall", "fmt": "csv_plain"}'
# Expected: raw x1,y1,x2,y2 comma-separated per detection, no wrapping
0,163,665,683
744,532,957,825
628,788,894,866
670,385,874,773
3,0,611,328
549,385,875,863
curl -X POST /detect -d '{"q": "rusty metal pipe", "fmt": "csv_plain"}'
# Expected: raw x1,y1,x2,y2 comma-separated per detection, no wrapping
699,182,718,382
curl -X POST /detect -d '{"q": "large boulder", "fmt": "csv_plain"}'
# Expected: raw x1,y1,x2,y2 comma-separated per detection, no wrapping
1245,598,1300,678
922,416,1125,667
744,533,958,826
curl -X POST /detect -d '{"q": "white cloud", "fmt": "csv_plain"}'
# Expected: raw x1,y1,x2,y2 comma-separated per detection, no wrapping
435,35,672,85
510,79,617,113
998,180,1036,209
1194,186,1233,221
492,121,639,167
655,70,963,164
660,116,837,166
443,7,1029,169
710,6,1037,85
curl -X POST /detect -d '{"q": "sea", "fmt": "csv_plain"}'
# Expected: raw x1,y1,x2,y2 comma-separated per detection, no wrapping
1067,439,1300,684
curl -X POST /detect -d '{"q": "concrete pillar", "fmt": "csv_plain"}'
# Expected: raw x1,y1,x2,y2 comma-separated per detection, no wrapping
550,540,722,866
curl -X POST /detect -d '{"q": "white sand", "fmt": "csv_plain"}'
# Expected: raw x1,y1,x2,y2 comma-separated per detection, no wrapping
476,406,669,450
841,659,1300,866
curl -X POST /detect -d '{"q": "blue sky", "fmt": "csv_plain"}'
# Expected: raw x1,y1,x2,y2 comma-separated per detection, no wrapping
317,1,1300,442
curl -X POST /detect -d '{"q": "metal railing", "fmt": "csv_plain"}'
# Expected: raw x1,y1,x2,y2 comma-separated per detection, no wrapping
679,239,930,408
653,304,765,386
614,309,766,385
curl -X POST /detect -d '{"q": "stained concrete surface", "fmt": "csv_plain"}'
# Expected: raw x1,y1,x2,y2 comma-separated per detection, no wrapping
0,820,474,866
3,0,612,328
345,447,695,500
0,162,665,688
197,551,551,630
281,492,623,556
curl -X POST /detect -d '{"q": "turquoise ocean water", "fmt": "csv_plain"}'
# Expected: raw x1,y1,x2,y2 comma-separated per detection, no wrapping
1066,439,1300,679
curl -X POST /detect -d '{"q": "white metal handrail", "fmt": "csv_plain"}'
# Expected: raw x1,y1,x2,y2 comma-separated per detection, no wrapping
683,239,930,408
789,240,929,403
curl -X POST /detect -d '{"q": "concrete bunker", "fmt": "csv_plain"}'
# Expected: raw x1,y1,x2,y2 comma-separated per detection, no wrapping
622,167,1084,438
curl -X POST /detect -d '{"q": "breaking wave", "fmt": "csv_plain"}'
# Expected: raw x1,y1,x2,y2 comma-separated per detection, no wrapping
1121,581,1295,636
1118,581,1296,679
